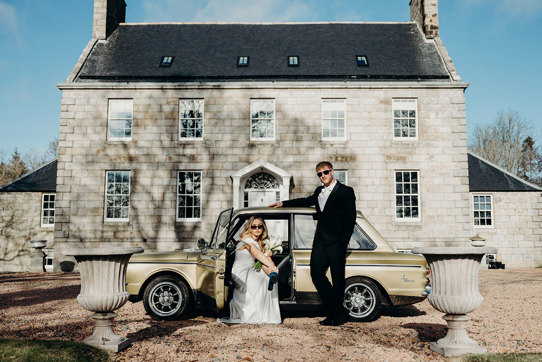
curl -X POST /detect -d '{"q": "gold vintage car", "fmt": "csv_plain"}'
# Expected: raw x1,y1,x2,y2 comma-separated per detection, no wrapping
126,207,428,322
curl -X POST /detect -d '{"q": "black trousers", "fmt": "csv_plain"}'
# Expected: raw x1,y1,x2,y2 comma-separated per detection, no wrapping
310,241,347,318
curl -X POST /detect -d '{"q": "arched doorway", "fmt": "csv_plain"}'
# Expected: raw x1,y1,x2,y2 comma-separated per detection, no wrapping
244,172,280,207
231,160,291,209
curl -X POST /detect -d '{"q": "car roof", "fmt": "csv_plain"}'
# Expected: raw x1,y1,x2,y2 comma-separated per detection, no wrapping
232,207,365,219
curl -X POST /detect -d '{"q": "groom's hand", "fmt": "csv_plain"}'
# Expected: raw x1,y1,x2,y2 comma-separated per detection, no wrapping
268,202,283,208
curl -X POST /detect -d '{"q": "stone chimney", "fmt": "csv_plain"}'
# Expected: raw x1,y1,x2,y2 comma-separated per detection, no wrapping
410,0,439,39
93,0,126,40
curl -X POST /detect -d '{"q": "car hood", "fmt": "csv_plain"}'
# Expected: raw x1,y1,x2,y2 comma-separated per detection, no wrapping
129,249,202,263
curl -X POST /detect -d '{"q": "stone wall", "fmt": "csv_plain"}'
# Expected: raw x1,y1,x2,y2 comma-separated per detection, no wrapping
0,193,54,272
470,192,542,268
55,82,471,263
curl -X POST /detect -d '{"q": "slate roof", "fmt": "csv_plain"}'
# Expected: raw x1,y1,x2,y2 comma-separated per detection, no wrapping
76,23,450,82
0,160,57,192
468,153,540,192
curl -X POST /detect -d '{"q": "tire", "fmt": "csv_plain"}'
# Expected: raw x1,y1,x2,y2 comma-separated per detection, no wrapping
343,277,382,322
143,275,191,321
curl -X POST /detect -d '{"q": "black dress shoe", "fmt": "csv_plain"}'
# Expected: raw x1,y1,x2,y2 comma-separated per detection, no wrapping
319,316,335,326
320,316,347,326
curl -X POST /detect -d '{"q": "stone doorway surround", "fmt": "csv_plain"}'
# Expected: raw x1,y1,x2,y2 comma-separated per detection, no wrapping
231,160,292,209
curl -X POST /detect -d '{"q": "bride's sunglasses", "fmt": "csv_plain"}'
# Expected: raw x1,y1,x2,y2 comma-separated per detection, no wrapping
250,225,264,230
316,169,332,177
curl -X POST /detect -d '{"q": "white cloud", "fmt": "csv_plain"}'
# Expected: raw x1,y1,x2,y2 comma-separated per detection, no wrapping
0,0,18,34
461,0,542,20
142,0,317,23
497,0,542,20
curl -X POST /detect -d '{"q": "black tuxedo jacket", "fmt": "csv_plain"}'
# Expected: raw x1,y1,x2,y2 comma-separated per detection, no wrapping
282,181,356,247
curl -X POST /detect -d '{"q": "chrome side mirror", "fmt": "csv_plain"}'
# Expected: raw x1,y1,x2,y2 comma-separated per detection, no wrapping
197,238,208,253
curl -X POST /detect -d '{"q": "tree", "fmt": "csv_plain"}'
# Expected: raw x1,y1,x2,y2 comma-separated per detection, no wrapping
0,149,28,187
469,110,532,175
518,136,542,186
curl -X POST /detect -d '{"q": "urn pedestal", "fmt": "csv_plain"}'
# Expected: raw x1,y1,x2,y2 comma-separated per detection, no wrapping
64,247,143,352
412,247,496,357
29,240,47,272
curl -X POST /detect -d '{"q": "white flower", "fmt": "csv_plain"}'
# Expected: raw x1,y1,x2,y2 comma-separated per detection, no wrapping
264,236,283,254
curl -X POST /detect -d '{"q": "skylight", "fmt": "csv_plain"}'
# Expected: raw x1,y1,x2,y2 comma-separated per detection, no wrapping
356,55,368,66
237,56,249,67
288,56,299,66
160,56,174,67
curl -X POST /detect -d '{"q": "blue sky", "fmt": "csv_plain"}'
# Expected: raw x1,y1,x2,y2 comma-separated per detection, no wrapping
1,0,541,157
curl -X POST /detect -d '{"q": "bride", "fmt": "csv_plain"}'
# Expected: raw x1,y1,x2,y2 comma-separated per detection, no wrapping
218,216,281,324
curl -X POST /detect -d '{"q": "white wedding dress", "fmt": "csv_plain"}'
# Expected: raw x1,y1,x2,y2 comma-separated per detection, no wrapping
218,237,281,324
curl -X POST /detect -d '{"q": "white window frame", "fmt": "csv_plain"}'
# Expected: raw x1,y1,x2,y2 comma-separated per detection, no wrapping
392,99,418,140
473,194,494,228
250,99,275,141
321,99,347,141
107,99,133,141
179,99,204,141
104,170,131,222
334,170,348,185
44,249,54,272
394,170,421,222
177,171,202,222
41,193,55,228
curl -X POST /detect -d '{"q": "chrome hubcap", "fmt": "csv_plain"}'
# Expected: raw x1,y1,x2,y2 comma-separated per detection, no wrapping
149,282,182,316
343,283,375,318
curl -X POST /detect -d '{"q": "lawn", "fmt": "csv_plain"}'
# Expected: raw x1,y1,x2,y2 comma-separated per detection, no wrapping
0,338,111,362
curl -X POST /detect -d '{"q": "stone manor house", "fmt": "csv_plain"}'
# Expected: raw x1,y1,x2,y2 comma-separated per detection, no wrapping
1,0,541,271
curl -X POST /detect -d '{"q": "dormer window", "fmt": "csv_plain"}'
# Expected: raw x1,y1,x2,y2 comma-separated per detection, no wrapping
288,56,299,66
160,56,174,67
237,56,249,67
356,55,368,66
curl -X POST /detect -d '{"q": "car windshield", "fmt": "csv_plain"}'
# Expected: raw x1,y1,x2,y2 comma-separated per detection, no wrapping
210,208,233,249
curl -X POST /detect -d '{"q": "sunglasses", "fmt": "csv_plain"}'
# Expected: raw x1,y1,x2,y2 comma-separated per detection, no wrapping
250,225,264,230
316,169,332,177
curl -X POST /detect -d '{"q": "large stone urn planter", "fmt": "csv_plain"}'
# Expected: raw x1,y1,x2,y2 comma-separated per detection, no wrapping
64,247,143,352
412,246,496,357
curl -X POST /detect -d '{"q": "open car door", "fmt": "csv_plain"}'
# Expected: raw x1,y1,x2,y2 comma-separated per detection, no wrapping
196,208,233,312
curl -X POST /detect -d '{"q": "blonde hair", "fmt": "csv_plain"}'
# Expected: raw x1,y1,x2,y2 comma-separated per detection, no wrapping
239,216,269,249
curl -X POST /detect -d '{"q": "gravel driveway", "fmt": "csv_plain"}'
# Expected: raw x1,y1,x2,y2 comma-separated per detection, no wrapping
1,269,541,361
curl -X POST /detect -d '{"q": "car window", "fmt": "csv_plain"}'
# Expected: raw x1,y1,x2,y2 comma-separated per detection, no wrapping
210,208,233,249
347,225,377,250
232,216,289,255
294,214,376,250
294,214,317,249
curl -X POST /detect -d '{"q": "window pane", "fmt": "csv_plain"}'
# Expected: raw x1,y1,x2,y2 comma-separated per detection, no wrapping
294,214,317,249
108,99,133,140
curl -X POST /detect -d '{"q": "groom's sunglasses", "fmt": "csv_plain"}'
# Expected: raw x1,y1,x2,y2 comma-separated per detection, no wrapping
316,169,332,177
250,225,264,230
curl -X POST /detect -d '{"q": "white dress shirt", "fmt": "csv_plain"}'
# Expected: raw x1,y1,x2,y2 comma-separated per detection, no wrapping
318,179,337,211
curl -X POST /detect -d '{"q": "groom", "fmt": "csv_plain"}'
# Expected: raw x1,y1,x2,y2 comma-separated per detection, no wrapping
270,161,356,326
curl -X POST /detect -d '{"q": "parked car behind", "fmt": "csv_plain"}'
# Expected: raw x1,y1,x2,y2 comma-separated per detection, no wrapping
126,207,428,322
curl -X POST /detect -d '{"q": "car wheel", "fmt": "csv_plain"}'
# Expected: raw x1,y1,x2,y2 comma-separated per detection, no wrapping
343,277,382,322
143,275,191,320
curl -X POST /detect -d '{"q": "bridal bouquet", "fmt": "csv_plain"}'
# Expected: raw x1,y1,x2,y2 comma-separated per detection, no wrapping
254,236,283,271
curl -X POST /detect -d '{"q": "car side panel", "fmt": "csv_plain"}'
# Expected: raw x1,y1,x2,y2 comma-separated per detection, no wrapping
292,249,427,303
126,262,198,297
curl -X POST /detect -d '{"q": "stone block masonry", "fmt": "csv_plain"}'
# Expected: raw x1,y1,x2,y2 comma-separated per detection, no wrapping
55,82,473,268
0,193,54,272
